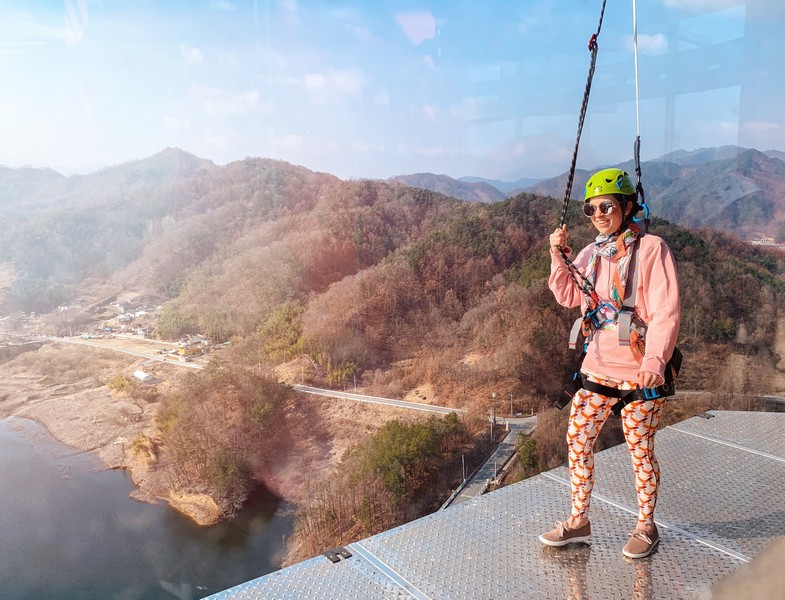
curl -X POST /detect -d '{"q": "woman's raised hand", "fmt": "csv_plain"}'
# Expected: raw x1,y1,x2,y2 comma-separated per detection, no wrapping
549,225,571,255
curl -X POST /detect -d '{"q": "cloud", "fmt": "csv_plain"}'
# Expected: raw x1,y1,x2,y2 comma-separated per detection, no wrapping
742,120,781,136
303,68,366,104
395,11,436,45
304,73,327,92
350,140,386,153
740,120,784,147
626,33,668,56
277,75,300,87
395,144,461,158
278,134,306,150
165,116,192,130
257,47,289,70
373,89,390,107
331,69,365,95
273,135,341,158
346,23,376,44
201,89,275,116
180,43,204,64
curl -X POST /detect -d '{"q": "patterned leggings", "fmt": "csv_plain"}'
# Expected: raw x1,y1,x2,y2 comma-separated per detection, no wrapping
567,372,665,528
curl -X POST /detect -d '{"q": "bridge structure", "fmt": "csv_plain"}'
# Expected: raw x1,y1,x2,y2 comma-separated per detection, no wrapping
204,410,785,599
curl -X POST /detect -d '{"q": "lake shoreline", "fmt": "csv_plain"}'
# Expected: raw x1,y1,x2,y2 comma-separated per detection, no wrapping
0,341,231,525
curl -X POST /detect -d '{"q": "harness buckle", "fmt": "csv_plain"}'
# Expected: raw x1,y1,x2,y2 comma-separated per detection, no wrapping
642,387,661,400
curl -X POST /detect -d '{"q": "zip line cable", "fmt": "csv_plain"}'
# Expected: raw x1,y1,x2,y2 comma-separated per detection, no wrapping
632,0,645,203
632,0,642,142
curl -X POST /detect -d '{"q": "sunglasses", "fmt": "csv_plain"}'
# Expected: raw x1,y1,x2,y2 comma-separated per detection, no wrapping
582,200,617,217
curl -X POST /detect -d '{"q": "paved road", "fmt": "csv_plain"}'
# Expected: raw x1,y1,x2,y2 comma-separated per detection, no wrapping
445,416,537,508
292,384,465,415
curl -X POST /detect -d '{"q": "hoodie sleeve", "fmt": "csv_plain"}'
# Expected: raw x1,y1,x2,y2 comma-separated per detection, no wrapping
637,238,681,378
548,244,592,310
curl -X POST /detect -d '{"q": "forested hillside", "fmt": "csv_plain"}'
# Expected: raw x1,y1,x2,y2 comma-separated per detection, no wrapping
4,148,785,396
4,149,785,546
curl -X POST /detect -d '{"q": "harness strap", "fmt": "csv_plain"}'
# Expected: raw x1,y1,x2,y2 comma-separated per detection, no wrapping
558,346,683,413
618,239,643,346
569,239,645,349
578,362,678,415
568,316,585,350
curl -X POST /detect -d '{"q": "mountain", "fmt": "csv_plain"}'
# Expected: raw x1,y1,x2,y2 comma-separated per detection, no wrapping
0,147,215,216
517,169,592,201
459,175,545,195
518,148,785,241
765,149,785,162
389,173,506,203
652,145,785,167
0,166,65,207
652,145,752,166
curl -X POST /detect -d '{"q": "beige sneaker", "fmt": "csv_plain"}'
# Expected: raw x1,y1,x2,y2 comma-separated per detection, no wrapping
539,520,592,546
623,525,659,559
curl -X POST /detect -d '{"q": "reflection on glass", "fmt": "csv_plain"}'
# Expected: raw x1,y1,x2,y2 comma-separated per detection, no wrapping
539,542,655,600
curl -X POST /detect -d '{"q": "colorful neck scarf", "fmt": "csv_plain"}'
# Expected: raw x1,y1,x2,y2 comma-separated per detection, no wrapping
581,223,646,363
585,223,640,309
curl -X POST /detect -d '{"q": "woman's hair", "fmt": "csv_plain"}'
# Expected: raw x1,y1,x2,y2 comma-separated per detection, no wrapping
615,193,642,225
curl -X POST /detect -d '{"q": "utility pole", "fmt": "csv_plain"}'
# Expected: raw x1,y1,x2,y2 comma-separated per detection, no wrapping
510,393,513,417
489,408,493,444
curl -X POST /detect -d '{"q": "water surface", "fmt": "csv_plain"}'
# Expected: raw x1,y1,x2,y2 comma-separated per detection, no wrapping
0,417,293,600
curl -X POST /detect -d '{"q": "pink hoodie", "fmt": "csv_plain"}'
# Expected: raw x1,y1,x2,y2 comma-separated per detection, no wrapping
549,234,680,381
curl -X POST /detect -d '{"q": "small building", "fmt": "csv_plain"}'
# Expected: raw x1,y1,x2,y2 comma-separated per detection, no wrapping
133,370,154,383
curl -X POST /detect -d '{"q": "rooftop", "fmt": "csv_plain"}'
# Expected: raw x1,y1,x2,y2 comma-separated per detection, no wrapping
205,410,785,599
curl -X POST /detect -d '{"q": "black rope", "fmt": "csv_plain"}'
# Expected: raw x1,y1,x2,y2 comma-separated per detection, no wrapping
558,0,608,229
633,135,645,205
558,246,600,303
554,0,608,302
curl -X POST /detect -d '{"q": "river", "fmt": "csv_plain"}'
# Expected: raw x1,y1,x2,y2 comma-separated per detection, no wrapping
0,417,293,600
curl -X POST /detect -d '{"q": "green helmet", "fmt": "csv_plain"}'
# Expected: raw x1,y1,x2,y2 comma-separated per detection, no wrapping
584,168,636,201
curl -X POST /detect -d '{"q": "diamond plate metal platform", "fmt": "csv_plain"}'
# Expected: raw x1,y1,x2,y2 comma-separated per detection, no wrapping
204,411,785,599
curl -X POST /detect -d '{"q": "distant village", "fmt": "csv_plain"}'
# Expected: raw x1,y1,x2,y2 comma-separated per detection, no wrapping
749,235,785,249
7,295,218,362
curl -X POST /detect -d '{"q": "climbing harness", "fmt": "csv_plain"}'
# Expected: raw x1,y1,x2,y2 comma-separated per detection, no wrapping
557,238,684,414
553,0,682,413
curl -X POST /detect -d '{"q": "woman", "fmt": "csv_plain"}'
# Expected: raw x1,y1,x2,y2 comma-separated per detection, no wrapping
539,168,680,559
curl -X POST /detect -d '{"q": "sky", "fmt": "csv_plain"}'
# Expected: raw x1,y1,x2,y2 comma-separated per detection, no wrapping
1,0,784,181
